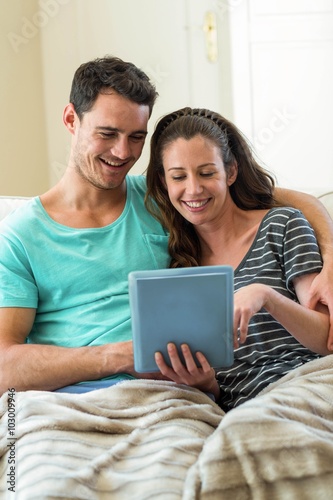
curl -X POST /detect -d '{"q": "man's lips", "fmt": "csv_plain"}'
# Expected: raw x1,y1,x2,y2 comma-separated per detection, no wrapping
100,157,128,168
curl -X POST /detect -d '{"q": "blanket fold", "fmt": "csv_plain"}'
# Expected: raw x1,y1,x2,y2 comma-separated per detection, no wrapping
185,355,333,499
0,381,222,499
1,357,333,499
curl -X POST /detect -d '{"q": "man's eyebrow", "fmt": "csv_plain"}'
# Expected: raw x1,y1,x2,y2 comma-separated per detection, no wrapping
96,126,148,135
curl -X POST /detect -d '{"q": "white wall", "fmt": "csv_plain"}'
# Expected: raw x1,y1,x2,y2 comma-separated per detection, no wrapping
2,0,332,196
0,0,49,196
39,0,225,183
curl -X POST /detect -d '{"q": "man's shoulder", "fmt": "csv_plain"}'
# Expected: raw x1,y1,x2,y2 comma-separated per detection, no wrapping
127,174,146,193
126,174,147,209
0,197,42,239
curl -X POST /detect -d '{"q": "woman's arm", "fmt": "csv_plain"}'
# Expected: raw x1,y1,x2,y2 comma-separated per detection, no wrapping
234,276,331,355
275,187,333,350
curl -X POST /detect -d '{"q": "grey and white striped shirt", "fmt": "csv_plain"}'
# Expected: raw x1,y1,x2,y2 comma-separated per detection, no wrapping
216,207,323,411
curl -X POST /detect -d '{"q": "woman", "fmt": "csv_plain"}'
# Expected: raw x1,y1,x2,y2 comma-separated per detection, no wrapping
145,107,331,411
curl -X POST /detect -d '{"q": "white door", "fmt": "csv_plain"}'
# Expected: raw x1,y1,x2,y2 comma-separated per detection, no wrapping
226,0,333,194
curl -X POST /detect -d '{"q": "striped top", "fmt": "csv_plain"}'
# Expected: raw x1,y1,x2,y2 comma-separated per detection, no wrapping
216,207,323,411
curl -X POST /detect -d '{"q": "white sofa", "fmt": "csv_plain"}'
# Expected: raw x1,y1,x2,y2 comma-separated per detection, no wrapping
1,192,333,221
0,195,31,221
1,193,333,497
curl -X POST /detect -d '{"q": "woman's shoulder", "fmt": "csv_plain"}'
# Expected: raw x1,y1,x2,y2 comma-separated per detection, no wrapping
262,206,305,224
259,206,314,239
268,205,302,215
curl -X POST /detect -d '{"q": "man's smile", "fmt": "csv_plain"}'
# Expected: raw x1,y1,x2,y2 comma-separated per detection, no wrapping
100,157,128,168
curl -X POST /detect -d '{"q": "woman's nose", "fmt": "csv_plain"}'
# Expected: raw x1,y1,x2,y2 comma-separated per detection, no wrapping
186,176,203,194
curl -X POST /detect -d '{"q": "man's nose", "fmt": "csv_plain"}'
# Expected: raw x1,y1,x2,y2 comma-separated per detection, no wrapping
111,137,131,159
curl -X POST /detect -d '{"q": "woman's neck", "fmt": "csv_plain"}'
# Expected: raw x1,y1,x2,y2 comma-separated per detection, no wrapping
197,208,268,269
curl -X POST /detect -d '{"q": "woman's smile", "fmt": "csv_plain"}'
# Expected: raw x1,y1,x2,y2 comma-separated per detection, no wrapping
182,198,211,210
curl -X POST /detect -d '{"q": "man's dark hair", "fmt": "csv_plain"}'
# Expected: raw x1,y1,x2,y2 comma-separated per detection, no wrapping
69,55,158,119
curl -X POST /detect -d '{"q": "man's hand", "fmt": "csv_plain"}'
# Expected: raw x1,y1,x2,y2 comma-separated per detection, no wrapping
306,268,333,351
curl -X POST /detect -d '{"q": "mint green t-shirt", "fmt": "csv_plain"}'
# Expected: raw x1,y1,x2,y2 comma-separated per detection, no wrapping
0,176,170,353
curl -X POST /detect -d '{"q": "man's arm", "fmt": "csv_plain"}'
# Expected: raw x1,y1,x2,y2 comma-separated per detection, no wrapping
274,187,333,256
275,187,333,350
0,307,135,395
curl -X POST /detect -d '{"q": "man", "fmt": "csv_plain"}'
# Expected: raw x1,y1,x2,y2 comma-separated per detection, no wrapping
1,56,332,395
0,56,170,394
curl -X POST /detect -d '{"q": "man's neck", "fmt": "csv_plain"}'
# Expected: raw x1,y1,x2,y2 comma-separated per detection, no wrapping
39,171,128,228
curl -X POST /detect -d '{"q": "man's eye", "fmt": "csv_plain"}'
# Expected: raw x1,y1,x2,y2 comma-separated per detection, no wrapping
130,135,145,142
100,133,116,139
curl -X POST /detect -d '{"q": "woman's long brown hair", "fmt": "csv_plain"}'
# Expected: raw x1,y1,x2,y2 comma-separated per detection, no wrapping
145,107,276,268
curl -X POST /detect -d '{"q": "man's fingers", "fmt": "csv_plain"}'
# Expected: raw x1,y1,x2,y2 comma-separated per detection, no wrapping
327,319,333,351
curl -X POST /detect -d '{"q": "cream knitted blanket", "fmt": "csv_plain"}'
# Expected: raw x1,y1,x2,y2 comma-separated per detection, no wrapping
1,355,333,499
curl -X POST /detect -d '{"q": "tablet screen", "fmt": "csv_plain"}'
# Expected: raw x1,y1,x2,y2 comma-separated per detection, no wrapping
129,265,234,372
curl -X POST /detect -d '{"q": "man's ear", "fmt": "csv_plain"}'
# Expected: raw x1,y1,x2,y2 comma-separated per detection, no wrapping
63,103,78,135
227,162,238,186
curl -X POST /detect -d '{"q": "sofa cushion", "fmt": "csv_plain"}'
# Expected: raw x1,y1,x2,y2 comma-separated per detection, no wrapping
0,196,30,222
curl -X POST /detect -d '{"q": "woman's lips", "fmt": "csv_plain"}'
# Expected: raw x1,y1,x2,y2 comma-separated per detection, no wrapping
182,199,210,209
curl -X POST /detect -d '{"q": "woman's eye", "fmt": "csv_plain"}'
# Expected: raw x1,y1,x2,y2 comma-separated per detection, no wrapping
201,172,214,177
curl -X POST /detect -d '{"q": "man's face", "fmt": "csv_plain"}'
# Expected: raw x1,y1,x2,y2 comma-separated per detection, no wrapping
70,92,150,191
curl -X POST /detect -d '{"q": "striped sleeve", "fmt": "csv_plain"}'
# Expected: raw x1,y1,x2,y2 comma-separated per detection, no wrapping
282,210,323,291
216,207,323,412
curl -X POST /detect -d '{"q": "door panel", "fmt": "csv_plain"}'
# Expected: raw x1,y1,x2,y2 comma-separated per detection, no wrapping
228,0,333,193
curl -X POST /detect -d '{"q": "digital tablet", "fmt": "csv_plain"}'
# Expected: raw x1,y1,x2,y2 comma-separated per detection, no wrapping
129,265,234,373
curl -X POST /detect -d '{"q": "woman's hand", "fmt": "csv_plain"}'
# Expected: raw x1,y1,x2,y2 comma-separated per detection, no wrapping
234,280,330,355
154,342,220,400
233,284,270,347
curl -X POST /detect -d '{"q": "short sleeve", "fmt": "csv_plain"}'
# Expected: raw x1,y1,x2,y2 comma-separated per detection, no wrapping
0,235,38,308
283,211,323,291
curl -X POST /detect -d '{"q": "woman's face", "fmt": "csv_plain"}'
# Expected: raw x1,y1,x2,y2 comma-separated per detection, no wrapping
162,134,236,229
